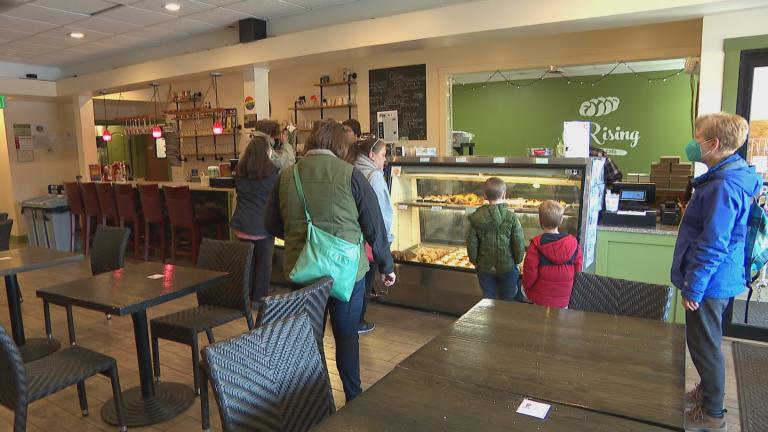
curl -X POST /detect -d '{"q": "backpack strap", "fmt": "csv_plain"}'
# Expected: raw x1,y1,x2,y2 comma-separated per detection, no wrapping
292,165,312,224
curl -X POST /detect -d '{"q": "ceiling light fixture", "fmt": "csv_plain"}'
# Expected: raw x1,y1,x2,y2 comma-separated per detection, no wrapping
163,3,181,12
69,32,85,39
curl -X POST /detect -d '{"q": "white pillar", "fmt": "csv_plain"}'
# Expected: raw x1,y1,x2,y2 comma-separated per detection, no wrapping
72,93,98,178
0,108,18,234
243,66,270,121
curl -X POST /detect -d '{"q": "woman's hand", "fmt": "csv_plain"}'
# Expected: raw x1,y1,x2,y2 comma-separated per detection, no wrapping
682,297,700,311
382,272,396,287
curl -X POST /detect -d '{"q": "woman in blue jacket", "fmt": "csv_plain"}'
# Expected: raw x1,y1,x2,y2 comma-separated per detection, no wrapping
672,113,759,432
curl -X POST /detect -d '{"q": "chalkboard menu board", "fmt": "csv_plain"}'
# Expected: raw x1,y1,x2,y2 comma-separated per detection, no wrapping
369,64,427,140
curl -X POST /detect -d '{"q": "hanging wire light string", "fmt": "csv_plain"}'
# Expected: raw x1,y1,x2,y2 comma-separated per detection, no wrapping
101,92,112,142
452,60,686,90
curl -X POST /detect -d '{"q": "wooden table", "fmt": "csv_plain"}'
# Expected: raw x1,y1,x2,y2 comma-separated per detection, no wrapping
315,300,685,431
36,261,228,427
0,247,83,362
316,368,672,431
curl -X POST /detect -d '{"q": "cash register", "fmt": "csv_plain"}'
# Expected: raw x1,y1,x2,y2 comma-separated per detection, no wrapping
599,182,657,228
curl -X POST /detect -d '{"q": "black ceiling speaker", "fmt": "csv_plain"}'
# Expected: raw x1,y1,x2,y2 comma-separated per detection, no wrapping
239,18,267,44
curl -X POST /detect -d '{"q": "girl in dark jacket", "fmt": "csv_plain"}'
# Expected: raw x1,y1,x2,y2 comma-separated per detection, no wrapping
230,134,280,306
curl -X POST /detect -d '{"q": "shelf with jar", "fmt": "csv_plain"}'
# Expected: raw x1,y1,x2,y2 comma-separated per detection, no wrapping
291,77,357,131
166,92,240,162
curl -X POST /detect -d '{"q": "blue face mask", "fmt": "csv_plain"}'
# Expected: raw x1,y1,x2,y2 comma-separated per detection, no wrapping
685,138,713,162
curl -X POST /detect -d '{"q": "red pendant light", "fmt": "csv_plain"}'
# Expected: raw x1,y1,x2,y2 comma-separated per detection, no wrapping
100,91,112,141
212,120,223,135
150,82,163,139
210,72,223,135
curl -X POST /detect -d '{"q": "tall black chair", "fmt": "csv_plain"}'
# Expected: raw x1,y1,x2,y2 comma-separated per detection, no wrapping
150,239,254,394
0,325,128,431
201,314,331,432
43,225,130,344
0,218,12,251
569,272,674,321
0,212,8,221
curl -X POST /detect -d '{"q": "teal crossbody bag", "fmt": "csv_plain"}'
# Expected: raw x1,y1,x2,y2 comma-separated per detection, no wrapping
288,165,362,301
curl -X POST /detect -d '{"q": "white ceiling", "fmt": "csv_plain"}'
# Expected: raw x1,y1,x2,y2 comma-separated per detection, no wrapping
0,0,360,68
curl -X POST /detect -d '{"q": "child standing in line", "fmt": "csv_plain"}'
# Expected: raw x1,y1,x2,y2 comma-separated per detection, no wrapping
522,200,582,308
467,177,526,301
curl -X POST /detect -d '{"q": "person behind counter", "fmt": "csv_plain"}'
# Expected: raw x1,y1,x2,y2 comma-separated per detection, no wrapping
672,112,759,432
351,136,394,334
230,134,280,307
254,119,296,170
467,177,526,301
522,200,583,308
264,119,396,402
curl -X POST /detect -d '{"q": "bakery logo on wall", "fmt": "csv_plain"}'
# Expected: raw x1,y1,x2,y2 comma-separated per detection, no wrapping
577,96,639,156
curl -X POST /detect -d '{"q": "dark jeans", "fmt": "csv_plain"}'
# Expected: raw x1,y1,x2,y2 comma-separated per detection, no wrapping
360,264,376,324
238,236,274,304
328,277,366,401
686,297,729,417
478,270,520,301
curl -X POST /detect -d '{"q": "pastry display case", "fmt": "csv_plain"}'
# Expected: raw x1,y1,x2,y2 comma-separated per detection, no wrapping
377,156,604,315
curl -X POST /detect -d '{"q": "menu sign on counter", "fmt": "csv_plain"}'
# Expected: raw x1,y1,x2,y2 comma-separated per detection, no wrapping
369,64,427,140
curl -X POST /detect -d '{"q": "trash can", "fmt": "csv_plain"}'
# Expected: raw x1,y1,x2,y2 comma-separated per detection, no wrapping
21,195,71,251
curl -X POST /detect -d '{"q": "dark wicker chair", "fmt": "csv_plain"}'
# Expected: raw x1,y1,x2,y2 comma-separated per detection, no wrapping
0,218,12,251
200,277,335,429
201,313,331,432
43,225,130,344
150,239,255,395
0,325,127,431
0,213,7,221
568,272,674,321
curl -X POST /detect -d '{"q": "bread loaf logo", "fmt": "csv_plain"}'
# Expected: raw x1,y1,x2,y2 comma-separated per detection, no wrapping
579,97,620,117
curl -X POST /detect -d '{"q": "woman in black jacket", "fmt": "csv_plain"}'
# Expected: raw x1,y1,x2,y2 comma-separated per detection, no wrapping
230,134,280,306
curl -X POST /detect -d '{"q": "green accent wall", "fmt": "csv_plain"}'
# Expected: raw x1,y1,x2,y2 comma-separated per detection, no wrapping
722,34,768,113
453,71,694,174
594,229,685,324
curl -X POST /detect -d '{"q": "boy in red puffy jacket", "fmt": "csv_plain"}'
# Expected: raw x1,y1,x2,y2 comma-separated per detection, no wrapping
522,200,582,308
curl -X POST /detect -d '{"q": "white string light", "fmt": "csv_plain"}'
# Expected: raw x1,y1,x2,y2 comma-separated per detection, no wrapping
450,60,686,91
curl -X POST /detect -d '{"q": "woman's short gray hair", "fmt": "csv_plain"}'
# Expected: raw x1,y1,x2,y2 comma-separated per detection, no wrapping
695,112,749,152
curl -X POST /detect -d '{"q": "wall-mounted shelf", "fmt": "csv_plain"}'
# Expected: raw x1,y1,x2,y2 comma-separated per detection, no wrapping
292,77,357,125
314,81,357,88
290,104,357,111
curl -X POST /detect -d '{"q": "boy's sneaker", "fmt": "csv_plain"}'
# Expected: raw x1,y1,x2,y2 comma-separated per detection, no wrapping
684,405,726,432
686,383,703,409
358,321,375,334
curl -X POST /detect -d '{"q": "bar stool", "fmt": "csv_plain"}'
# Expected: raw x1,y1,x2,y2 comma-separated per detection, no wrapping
63,182,86,253
95,183,119,226
79,183,102,255
137,184,166,262
163,186,224,265
115,183,142,261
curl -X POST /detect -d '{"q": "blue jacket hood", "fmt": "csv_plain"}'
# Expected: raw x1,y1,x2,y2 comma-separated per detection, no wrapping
693,154,761,197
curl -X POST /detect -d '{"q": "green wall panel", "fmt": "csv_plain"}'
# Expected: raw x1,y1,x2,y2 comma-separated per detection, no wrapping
453,71,694,174
594,229,684,324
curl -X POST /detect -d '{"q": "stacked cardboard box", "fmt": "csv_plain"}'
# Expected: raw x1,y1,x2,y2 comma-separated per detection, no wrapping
649,156,692,189
625,173,651,183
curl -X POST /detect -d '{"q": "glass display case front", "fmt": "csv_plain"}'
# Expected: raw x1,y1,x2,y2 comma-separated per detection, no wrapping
389,160,585,272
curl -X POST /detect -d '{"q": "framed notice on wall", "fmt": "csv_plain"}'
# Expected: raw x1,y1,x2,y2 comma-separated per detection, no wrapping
369,64,427,140
16,150,34,162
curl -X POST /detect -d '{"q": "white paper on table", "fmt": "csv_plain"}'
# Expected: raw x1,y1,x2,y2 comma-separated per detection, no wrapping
516,398,551,419
146,274,164,280
616,210,649,216
0,257,12,261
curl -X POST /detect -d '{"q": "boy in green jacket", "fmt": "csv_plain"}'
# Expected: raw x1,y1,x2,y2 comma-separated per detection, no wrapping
467,177,526,301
